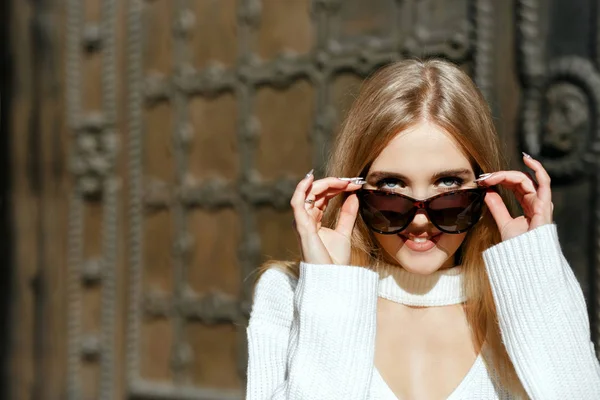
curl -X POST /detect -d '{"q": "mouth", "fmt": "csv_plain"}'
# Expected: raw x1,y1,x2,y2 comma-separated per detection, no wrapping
399,233,442,252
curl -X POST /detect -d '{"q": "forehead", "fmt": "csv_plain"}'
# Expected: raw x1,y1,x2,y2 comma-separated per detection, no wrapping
369,121,472,177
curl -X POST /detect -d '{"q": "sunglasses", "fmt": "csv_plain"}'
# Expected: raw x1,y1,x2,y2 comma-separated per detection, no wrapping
356,187,487,234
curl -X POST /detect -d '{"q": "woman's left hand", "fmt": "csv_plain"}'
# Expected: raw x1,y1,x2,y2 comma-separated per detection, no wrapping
476,153,554,242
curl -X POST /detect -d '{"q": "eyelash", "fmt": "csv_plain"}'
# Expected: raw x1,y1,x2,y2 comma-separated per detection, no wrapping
375,177,465,191
438,177,464,190
375,178,405,190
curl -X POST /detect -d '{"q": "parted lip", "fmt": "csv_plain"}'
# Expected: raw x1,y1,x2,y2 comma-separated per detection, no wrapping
401,232,442,240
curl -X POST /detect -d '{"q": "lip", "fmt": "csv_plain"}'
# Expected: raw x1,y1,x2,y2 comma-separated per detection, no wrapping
400,234,442,252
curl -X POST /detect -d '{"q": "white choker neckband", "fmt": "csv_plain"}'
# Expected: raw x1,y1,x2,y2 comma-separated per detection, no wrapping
376,263,467,307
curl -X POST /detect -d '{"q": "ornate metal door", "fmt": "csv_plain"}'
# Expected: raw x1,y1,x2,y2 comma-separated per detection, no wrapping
4,0,600,399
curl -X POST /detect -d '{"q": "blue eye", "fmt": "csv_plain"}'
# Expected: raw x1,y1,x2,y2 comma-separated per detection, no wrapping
376,178,404,190
438,177,463,189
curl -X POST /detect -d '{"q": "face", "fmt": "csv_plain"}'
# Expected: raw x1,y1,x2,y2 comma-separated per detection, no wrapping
363,120,477,275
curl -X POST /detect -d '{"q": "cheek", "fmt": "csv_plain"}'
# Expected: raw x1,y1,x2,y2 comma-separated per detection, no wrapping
436,232,467,255
374,234,403,256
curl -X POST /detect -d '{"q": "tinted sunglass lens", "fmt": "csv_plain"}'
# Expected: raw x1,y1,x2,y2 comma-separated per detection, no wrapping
359,191,414,233
428,191,484,232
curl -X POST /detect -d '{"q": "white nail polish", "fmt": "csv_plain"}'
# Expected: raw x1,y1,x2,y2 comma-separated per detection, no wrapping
305,169,314,178
338,177,364,182
522,152,532,159
474,173,493,182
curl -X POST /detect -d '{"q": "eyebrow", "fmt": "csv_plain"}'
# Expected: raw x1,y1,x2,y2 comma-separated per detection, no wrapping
366,168,473,184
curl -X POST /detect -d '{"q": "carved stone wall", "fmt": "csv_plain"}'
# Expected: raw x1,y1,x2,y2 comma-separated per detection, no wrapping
516,0,600,348
4,0,599,399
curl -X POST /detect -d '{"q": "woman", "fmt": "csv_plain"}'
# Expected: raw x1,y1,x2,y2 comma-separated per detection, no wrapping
245,59,600,399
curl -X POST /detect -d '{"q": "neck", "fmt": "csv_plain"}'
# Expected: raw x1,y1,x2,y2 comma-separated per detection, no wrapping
376,263,467,307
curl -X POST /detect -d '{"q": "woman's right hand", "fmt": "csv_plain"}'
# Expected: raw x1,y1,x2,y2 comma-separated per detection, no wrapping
291,170,362,265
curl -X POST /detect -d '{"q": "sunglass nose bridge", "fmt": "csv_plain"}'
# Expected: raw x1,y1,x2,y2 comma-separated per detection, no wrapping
414,200,426,209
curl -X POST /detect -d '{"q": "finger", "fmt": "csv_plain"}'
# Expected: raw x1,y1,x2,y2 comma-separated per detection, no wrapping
478,171,537,198
513,188,537,218
335,194,359,237
313,192,336,210
484,190,513,231
312,183,363,209
523,154,552,204
290,173,315,231
309,187,362,230
525,171,539,190
308,177,355,199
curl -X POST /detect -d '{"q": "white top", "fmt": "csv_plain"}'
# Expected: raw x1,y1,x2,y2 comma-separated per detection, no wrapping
246,224,600,399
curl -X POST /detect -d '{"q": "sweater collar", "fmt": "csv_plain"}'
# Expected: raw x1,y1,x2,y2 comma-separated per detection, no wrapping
376,263,467,306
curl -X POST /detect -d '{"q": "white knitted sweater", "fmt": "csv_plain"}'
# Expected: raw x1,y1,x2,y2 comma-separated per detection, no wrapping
246,224,600,399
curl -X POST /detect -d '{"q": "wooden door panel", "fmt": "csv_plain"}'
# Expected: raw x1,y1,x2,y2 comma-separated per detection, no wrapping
6,1,600,399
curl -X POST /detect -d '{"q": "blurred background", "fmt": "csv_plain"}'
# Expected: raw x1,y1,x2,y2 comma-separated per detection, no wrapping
2,0,600,399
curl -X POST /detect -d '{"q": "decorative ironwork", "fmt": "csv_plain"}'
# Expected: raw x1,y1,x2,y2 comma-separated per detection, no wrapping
168,0,195,387
472,0,493,102
53,0,499,398
123,0,494,398
126,0,145,392
544,83,587,154
67,0,119,399
521,56,600,179
81,334,102,361
517,0,600,357
70,112,119,199
47,0,600,397
82,24,103,52
81,258,102,285
66,0,83,397
144,178,171,211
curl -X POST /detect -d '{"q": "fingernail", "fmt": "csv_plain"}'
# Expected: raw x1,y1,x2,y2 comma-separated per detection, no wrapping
474,173,493,182
522,152,532,159
338,177,364,183
305,169,314,178
351,179,367,185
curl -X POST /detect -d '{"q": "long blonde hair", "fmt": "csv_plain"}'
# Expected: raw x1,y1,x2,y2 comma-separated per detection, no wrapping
254,59,526,395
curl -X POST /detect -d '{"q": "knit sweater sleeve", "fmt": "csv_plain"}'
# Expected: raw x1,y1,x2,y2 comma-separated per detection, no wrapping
246,262,379,400
483,224,600,399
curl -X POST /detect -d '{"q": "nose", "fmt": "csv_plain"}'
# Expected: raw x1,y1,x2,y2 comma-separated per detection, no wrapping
410,209,431,227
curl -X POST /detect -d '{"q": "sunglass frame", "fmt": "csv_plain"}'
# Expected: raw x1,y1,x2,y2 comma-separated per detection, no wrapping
356,187,488,235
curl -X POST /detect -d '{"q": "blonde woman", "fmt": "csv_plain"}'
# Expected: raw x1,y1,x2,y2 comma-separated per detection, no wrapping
245,59,600,399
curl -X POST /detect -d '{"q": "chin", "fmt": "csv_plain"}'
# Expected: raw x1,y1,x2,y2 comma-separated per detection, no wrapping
394,249,453,275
